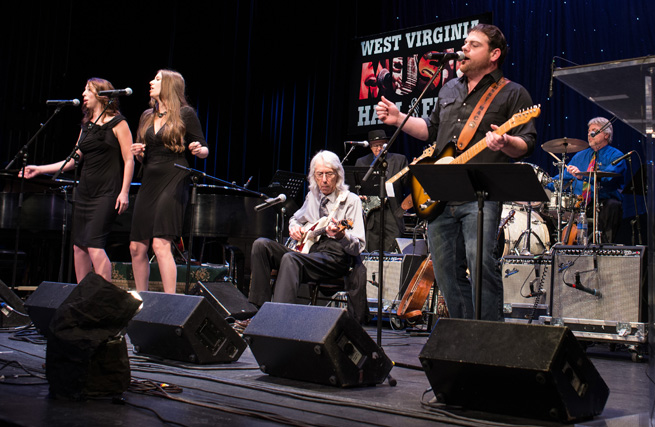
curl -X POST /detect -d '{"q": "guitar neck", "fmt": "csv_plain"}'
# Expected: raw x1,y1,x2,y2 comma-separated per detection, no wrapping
452,120,514,165
387,166,409,185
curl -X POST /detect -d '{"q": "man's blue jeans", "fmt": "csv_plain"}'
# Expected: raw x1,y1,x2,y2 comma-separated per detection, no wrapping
427,200,504,321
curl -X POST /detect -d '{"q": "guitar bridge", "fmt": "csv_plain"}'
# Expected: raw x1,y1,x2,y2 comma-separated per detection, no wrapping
420,200,435,210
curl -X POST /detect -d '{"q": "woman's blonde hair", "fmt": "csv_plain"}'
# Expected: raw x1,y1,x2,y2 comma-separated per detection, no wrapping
137,69,189,152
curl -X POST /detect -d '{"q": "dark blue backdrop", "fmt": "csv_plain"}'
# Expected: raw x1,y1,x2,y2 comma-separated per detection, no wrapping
2,0,653,215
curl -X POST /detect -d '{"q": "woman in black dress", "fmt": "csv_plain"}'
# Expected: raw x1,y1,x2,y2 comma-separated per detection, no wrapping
21,78,134,283
130,69,208,293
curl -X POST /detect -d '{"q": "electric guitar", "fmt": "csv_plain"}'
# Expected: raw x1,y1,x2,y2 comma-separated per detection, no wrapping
287,218,354,254
411,105,541,221
386,142,437,185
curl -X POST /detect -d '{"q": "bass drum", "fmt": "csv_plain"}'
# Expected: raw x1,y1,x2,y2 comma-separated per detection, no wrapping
499,205,551,256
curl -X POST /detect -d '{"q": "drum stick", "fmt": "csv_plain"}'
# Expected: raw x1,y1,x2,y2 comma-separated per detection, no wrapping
547,151,562,163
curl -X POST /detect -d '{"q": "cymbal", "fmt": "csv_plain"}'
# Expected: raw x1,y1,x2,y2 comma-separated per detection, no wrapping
577,171,621,178
541,138,588,153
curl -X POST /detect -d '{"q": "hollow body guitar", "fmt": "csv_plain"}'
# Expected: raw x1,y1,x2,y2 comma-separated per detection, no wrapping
287,218,353,254
410,106,541,222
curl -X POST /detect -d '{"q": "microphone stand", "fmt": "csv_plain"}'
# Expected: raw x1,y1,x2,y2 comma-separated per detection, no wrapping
626,156,643,245
173,164,266,295
342,143,359,164
4,105,65,289
363,57,448,348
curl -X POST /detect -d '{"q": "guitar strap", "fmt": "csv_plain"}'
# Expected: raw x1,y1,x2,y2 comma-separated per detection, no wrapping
456,77,510,151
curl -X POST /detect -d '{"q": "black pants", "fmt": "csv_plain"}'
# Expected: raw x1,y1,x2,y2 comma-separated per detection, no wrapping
248,237,352,306
587,198,622,243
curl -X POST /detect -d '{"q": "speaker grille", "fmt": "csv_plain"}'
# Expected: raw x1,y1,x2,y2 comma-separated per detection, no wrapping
362,253,425,305
502,255,552,316
551,245,645,322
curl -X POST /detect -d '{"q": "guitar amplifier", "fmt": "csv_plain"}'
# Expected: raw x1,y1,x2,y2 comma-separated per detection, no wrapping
501,255,553,320
362,253,425,310
551,245,646,323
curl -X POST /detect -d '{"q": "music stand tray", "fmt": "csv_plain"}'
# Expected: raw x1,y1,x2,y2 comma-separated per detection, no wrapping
265,170,306,201
409,163,549,204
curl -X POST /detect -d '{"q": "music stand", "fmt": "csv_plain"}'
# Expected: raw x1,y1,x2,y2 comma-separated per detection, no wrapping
265,170,306,242
409,163,548,320
344,166,379,196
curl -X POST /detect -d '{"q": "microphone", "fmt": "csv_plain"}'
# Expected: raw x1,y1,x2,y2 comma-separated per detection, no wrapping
254,194,287,212
525,286,545,298
611,150,635,166
98,88,133,97
424,51,466,61
345,141,369,147
46,99,80,106
548,59,555,98
572,272,602,297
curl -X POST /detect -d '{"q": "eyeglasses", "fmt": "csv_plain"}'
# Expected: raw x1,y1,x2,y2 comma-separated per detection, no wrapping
314,171,336,179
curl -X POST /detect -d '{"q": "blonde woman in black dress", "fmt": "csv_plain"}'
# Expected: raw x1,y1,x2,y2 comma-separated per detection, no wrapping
130,70,208,293
21,78,134,283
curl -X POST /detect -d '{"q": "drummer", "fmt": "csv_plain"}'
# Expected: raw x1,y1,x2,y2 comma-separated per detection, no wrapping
547,117,626,243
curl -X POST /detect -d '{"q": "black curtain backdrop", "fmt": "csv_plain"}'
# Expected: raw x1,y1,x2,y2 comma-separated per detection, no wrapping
2,0,654,210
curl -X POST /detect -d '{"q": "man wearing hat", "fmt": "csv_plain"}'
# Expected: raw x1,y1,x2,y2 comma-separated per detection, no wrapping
355,129,409,252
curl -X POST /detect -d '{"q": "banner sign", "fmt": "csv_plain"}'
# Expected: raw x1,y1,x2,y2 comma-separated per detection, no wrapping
348,13,492,135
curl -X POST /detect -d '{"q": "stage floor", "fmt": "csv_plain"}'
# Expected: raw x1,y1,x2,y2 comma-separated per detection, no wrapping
0,320,651,427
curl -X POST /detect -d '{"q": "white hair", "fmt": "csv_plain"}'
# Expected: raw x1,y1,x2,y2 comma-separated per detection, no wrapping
588,117,613,143
307,150,349,197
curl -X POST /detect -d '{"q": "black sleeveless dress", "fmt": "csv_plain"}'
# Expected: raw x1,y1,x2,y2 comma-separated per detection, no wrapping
73,115,126,248
130,106,207,241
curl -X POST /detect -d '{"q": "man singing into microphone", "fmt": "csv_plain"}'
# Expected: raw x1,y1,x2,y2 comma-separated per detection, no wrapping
375,24,537,321
548,117,626,243
248,150,366,318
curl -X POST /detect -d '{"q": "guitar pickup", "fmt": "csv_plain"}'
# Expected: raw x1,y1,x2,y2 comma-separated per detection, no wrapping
420,199,435,210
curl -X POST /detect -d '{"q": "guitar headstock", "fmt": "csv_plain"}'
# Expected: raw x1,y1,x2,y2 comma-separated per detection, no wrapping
510,105,541,126
339,219,354,230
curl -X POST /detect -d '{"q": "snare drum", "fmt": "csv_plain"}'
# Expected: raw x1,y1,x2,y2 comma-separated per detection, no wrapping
513,163,551,208
499,205,550,256
547,192,582,220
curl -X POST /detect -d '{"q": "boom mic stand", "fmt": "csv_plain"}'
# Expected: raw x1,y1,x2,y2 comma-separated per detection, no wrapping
362,56,448,349
173,165,267,295
4,105,66,289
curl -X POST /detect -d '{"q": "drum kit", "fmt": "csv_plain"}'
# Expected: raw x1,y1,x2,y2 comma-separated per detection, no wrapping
499,137,620,255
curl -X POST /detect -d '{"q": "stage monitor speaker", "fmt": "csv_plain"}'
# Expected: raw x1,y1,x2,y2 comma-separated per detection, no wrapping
362,253,425,304
551,245,645,322
192,280,258,320
501,254,553,319
419,319,609,423
126,291,247,364
45,272,141,398
0,279,30,327
24,281,77,337
244,302,393,387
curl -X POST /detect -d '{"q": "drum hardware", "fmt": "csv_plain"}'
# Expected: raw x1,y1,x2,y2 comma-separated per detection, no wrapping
541,137,588,244
514,204,548,256
582,168,618,244
500,205,550,256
